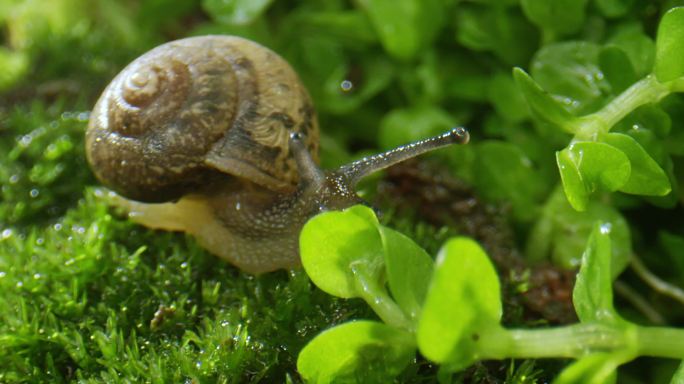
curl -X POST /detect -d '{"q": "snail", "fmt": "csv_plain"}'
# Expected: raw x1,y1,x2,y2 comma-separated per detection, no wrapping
86,35,469,274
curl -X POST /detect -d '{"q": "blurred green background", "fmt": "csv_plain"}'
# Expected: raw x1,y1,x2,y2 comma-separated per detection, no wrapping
2,0,684,382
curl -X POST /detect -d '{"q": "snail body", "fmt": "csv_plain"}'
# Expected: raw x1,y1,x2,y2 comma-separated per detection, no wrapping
87,35,469,273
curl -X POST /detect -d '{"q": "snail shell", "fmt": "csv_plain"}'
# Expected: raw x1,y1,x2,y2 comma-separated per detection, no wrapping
86,35,319,203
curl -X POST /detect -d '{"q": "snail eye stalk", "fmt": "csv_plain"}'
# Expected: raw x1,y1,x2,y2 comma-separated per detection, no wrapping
335,127,470,186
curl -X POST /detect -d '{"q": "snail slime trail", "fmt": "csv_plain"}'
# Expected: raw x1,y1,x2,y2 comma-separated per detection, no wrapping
86,35,470,273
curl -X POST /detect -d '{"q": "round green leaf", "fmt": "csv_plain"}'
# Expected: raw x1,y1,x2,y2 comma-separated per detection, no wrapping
556,141,631,211
513,67,577,132
573,223,619,323
599,46,638,93
531,41,610,115
489,71,530,123
202,0,274,25
526,188,632,278
556,149,589,211
297,321,415,384
595,0,634,18
456,5,538,66
521,0,588,36
607,25,655,77
380,226,434,324
600,133,671,196
417,237,502,365
474,140,548,221
671,361,684,383
300,205,383,298
554,352,631,384
358,0,444,60
655,7,684,82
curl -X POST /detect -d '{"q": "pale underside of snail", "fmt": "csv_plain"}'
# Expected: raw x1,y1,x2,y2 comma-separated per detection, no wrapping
86,35,469,274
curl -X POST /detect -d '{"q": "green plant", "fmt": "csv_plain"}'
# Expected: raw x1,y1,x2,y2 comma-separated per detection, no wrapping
297,205,684,383
515,7,684,212
3,0,684,382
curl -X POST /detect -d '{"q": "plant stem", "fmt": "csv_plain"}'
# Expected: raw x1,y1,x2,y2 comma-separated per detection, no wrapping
630,254,684,306
637,327,684,358
351,263,412,331
476,322,684,360
478,323,629,359
575,75,671,139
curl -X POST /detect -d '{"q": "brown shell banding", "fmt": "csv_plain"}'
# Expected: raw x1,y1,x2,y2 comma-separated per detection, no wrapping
86,35,319,202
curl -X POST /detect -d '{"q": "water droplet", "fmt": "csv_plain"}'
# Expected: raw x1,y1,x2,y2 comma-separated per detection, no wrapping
53,223,63,231
1,229,12,239
340,80,353,92
180,262,188,269
33,273,42,279
29,189,39,198
599,223,612,234
9,174,19,184
19,135,33,147
0,272,6,278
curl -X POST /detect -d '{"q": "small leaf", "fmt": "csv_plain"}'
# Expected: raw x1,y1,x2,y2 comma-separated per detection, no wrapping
456,5,538,66
671,361,684,384
417,238,502,367
573,223,621,324
655,7,684,82
380,226,434,324
599,46,638,93
513,67,577,133
300,205,383,298
474,140,548,221
607,25,655,77
599,133,670,196
297,321,415,384
357,0,444,60
554,352,633,384
488,72,530,123
202,0,274,25
526,188,632,278
556,142,631,211
530,41,610,115
595,0,634,18
521,0,588,36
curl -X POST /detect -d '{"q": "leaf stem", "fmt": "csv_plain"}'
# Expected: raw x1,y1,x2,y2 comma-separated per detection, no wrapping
575,75,671,139
630,253,684,306
477,323,630,359
637,327,684,358
476,322,684,360
351,263,413,331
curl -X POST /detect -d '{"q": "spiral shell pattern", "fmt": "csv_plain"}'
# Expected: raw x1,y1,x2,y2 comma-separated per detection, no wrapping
86,35,319,202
